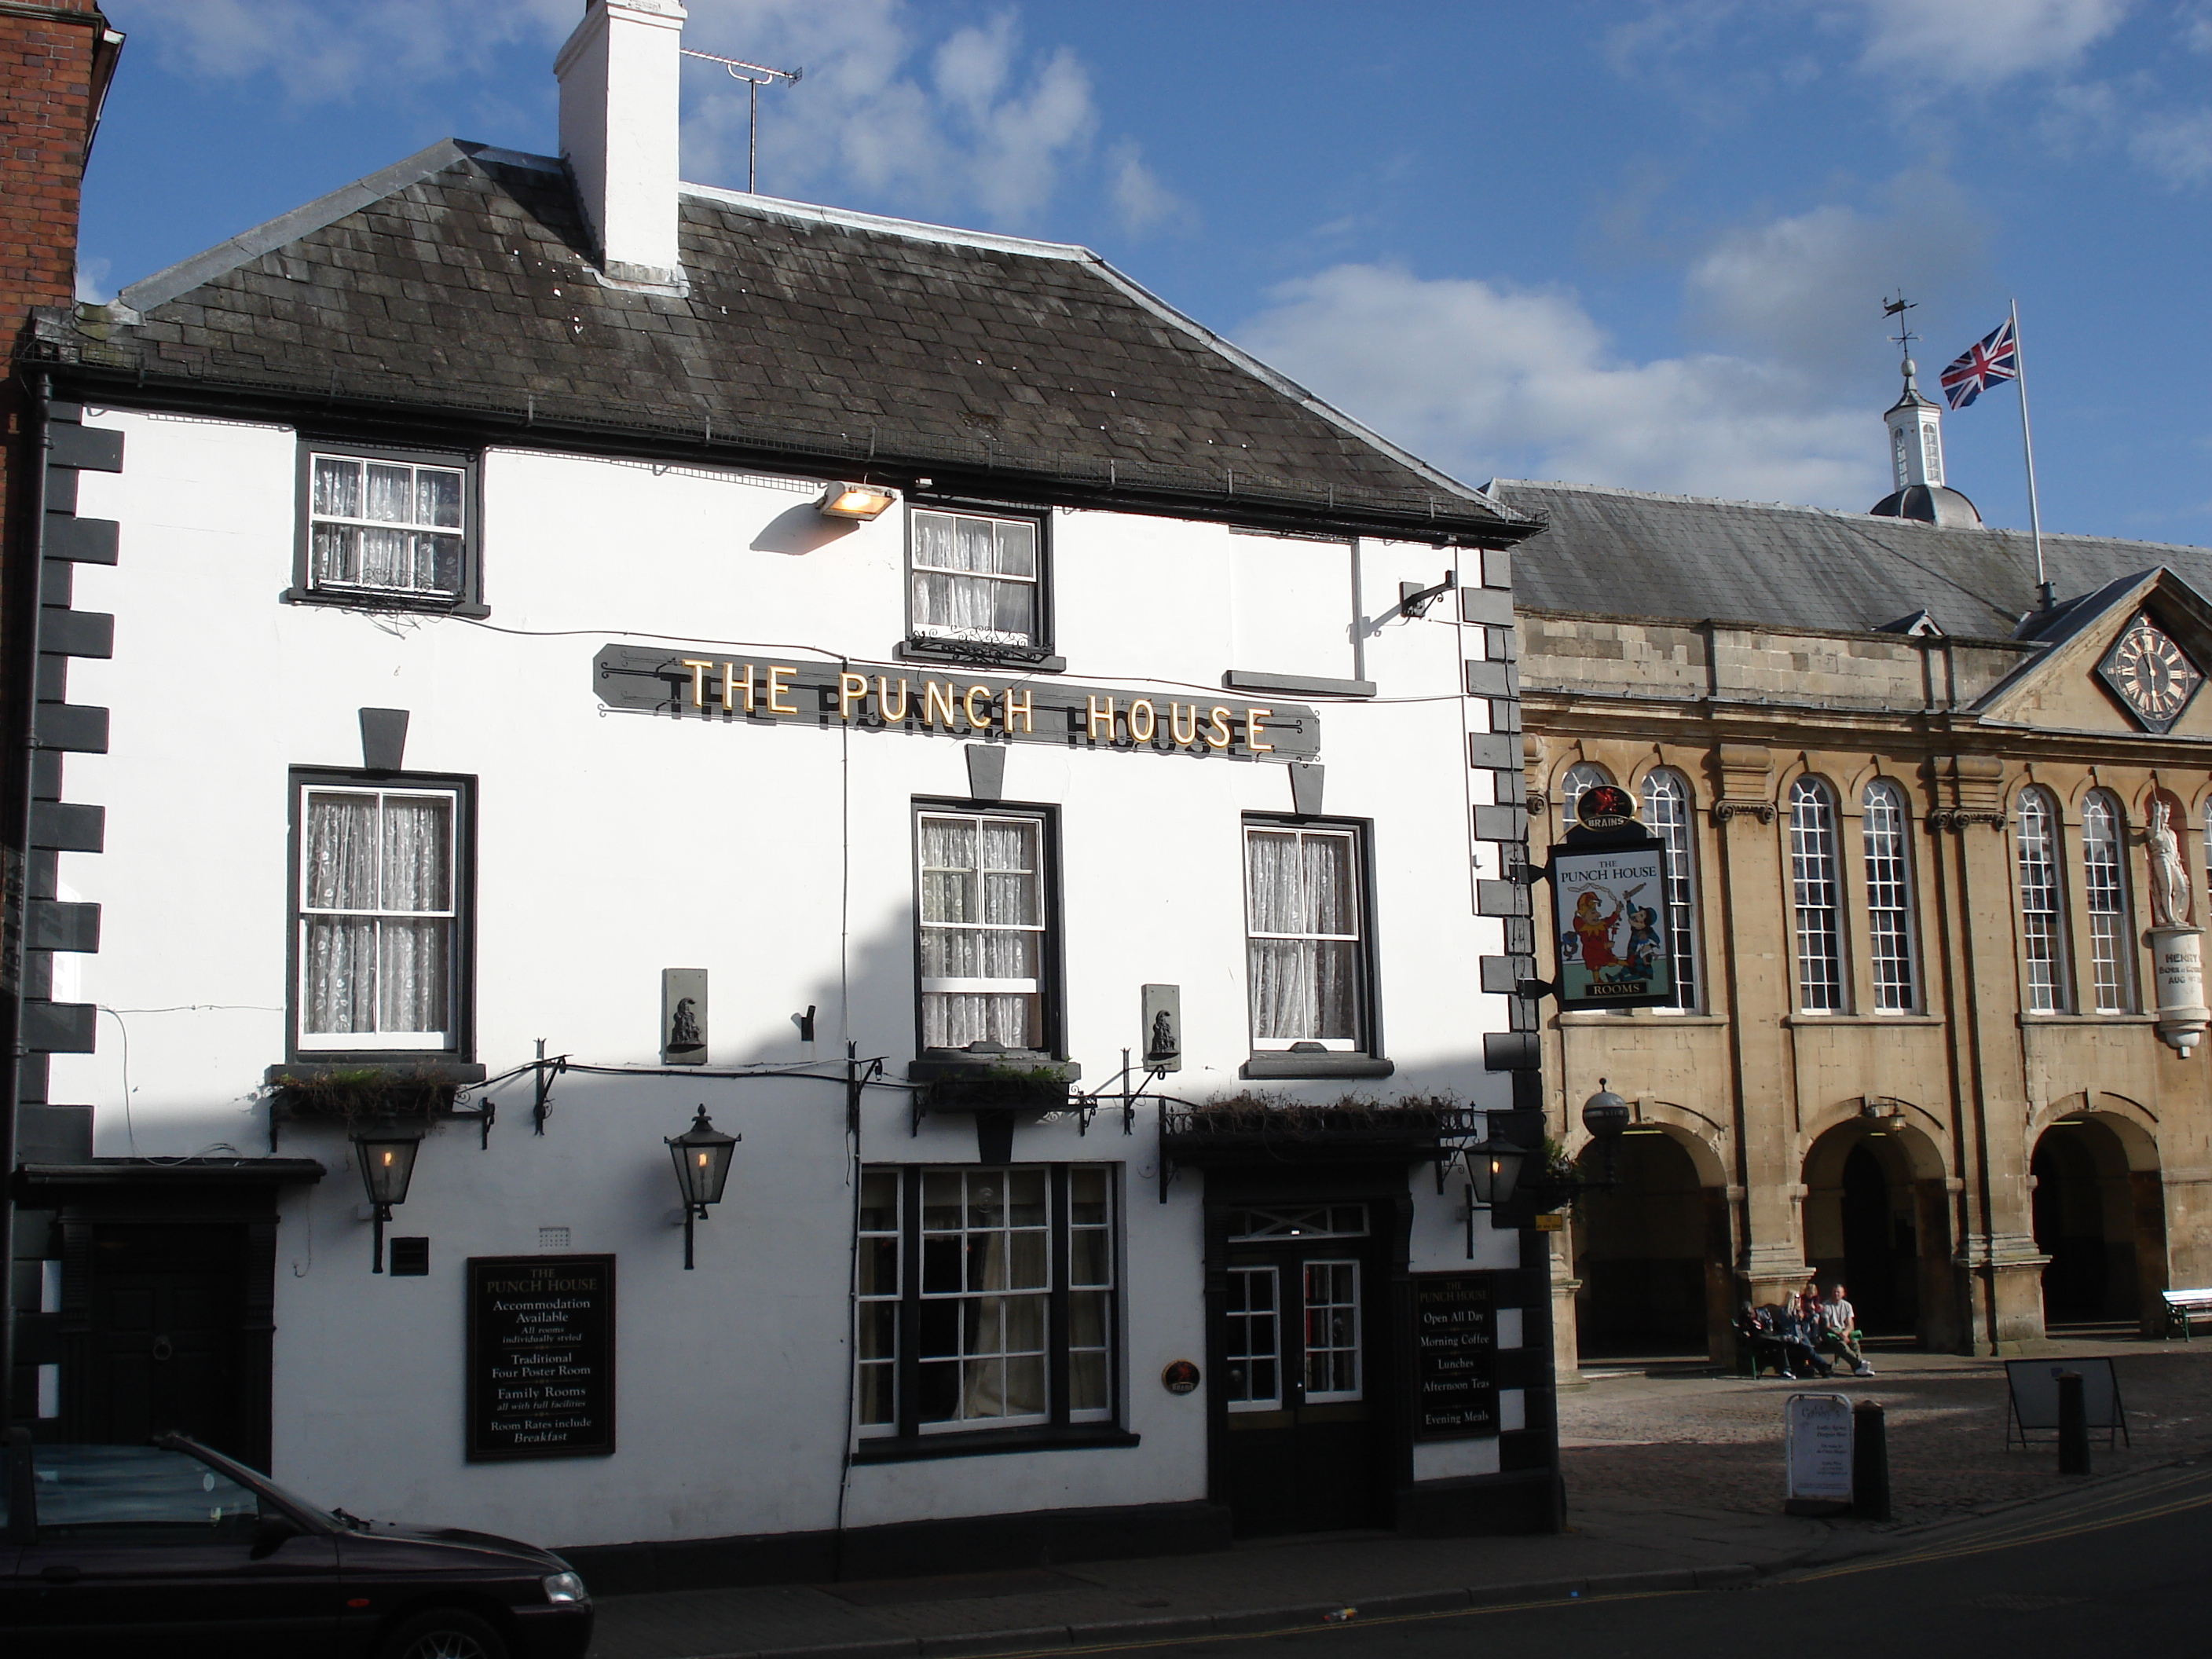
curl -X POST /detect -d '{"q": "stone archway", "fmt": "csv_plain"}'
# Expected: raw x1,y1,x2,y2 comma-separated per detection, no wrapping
2031,1108,2167,1335
1570,1125,1732,1364
1802,1111,1955,1350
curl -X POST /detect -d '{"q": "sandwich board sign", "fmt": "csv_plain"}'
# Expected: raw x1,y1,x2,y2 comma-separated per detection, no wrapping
1544,783,1672,1010
1784,1393,1854,1512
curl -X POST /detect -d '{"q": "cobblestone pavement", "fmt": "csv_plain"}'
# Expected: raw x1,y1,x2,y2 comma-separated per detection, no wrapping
1558,1335,2212,1527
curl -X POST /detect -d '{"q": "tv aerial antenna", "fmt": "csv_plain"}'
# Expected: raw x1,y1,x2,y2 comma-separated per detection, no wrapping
680,48,802,194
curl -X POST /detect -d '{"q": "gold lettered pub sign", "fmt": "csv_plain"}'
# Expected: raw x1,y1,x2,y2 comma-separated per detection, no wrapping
592,647,1320,763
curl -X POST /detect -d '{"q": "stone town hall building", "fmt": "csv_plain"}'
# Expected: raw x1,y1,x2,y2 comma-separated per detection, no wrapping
1496,365,2212,1370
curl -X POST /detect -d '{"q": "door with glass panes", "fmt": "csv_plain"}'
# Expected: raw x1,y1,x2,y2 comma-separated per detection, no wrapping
1217,1201,1386,1535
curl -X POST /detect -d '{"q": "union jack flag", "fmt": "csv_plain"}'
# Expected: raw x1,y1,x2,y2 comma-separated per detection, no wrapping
1939,317,2018,409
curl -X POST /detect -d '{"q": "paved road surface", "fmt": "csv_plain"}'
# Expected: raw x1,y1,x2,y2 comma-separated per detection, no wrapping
1046,1463,2212,1659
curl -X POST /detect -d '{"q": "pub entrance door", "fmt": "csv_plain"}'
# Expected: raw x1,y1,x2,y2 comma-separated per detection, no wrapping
79,1223,248,1456
1214,1196,1390,1536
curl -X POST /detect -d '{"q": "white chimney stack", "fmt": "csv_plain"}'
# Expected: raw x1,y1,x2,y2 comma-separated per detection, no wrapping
556,0,687,287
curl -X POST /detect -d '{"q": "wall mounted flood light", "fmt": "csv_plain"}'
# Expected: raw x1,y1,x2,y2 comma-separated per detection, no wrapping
666,1106,741,1269
815,482,898,522
352,1130,423,1274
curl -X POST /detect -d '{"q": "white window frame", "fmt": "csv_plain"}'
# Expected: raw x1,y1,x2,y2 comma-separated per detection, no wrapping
1243,822,1370,1053
916,809,1052,1056
295,781,462,1053
304,449,470,602
1300,1258,1363,1403
2082,791,2136,1015
1639,769,1700,1013
2018,787,2069,1014
908,507,1045,650
1861,779,1917,1013
1225,1265,1282,1412
1789,778,1847,1013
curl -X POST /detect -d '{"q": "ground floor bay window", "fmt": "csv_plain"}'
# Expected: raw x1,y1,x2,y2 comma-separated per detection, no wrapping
855,1163,1121,1451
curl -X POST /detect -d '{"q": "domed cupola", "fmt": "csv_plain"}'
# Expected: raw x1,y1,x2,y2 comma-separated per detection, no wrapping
1870,357,1983,528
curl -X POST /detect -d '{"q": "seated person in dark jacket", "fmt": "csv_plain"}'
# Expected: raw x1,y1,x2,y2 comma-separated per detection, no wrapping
1772,1299,1833,1379
1734,1302,1788,1376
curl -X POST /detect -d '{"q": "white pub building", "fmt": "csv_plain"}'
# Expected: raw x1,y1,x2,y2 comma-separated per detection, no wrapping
8,2,1552,1586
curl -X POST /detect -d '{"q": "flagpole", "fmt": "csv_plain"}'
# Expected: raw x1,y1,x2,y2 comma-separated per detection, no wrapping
2012,298,2052,613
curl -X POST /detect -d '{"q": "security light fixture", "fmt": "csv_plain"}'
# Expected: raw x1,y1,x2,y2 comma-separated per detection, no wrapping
352,1130,423,1274
815,482,898,522
666,1105,741,1269
1581,1080,1632,1188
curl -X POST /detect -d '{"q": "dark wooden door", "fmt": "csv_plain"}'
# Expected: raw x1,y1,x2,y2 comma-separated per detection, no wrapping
1217,1208,1386,1536
82,1226,245,1457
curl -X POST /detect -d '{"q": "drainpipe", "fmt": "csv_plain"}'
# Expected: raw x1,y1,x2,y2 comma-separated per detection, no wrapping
0,371,54,1429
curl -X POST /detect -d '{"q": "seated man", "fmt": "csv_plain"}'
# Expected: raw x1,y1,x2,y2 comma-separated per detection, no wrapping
1734,1302,1791,1378
1772,1298,1833,1379
1818,1282,1874,1376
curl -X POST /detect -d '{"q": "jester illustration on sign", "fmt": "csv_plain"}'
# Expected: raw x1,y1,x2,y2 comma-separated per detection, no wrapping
1564,882,1651,984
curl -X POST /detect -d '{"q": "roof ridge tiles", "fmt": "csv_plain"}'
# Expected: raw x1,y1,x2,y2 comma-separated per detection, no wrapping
1495,477,2209,558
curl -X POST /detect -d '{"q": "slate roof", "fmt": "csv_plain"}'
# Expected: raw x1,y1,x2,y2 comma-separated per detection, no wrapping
1496,478,2212,640
29,140,1526,542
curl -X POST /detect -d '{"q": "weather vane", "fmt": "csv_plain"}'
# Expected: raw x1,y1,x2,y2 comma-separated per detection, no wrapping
1882,289,1918,368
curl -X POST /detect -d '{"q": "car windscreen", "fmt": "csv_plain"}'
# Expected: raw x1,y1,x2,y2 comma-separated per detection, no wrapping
32,1443,273,1540
178,1438,342,1530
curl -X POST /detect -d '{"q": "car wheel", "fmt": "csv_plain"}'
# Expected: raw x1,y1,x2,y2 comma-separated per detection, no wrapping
378,1606,511,1659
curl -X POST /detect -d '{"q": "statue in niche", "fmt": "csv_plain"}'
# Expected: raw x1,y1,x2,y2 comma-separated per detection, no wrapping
668,996,704,1054
2148,795,2193,929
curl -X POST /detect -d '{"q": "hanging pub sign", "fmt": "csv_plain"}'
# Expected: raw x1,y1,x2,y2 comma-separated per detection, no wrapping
466,1254,616,1462
1410,1272,1499,1440
1544,783,1672,1010
591,646,1320,763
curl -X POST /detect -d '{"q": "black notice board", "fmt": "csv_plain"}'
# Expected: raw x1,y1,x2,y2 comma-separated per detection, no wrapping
1411,1272,1498,1440
466,1254,616,1461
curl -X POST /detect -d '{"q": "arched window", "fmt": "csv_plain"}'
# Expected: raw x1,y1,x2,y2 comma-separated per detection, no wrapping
1639,769,1699,1010
1789,778,1844,1012
1559,763,1612,827
2016,788,2067,1013
1860,779,1916,1012
2081,791,2135,1013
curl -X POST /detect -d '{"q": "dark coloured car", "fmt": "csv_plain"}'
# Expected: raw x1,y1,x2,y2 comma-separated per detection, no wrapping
1,1430,592,1657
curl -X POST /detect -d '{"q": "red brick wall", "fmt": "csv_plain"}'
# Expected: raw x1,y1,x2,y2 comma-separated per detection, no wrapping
2,1,111,535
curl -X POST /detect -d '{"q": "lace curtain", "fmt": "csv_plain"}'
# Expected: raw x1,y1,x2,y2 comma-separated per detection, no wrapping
309,456,463,593
302,791,452,1036
1247,830,1359,1042
919,816,1041,1049
910,512,1038,640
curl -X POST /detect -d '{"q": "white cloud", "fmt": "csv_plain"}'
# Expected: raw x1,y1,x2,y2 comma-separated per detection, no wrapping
129,0,574,102
1235,265,1880,508
2130,107,2212,184
1684,174,1987,366
1105,139,1191,233
123,0,1174,229
75,257,112,304
1849,0,2133,86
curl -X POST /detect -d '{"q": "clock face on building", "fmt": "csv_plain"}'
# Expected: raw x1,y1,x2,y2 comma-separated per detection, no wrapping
2097,612,2204,734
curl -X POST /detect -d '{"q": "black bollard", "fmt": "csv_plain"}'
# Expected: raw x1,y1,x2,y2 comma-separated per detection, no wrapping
2056,1370,2091,1476
1851,1398,1892,1520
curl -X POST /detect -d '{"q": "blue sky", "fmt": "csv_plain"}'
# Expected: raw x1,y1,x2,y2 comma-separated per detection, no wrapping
82,2,2212,547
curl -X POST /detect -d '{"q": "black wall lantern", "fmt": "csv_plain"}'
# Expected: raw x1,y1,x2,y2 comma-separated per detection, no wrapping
666,1106,740,1269
352,1130,423,1273
1466,1138,1527,1207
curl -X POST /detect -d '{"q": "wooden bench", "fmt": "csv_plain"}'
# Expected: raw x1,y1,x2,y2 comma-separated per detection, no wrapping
2163,1287,2212,1339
